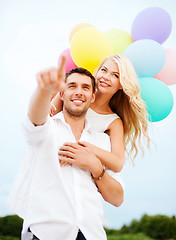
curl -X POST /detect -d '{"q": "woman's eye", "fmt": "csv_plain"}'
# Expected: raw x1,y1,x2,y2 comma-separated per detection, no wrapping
101,68,106,72
114,74,119,78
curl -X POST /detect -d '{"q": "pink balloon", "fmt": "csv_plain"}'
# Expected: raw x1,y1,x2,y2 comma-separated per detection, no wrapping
58,48,77,72
155,49,176,86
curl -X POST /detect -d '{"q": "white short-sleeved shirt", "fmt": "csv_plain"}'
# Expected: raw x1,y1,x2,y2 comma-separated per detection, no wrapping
9,112,123,240
86,108,119,132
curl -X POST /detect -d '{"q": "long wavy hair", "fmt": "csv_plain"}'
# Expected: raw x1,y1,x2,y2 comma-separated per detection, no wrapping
93,54,150,163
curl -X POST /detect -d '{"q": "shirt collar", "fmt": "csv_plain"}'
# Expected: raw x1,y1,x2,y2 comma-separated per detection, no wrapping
52,111,92,132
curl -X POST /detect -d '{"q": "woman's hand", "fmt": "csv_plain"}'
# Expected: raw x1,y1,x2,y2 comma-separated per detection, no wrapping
58,142,102,174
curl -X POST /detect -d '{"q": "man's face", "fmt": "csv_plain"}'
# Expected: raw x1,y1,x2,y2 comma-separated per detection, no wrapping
60,73,95,117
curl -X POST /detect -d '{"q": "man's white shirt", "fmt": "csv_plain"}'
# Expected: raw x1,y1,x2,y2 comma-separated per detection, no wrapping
9,112,124,240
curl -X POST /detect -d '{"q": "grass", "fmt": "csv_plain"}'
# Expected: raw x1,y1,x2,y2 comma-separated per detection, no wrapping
0,237,20,240
0,233,155,240
107,232,154,240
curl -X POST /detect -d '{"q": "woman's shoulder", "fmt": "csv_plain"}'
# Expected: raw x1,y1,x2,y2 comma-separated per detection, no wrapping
107,117,123,131
86,108,120,133
88,107,119,117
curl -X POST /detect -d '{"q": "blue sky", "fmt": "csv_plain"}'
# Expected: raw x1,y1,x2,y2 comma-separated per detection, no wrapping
0,0,176,230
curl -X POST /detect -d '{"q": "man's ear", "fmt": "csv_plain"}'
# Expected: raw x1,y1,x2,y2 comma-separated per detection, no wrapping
91,92,96,103
59,91,64,101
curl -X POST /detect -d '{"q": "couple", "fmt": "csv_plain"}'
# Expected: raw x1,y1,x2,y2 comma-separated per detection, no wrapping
9,54,150,240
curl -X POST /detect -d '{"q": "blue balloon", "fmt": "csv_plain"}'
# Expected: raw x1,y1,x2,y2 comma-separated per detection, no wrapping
139,77,174,122
123,39,165,78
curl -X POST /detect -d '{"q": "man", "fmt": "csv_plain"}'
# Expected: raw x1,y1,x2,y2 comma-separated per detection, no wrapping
9,56,124,240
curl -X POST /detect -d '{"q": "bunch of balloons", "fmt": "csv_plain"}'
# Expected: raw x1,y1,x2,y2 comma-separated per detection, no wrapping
58,7,174,122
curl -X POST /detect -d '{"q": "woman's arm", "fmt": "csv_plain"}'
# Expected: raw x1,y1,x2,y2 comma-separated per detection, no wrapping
59,142,124,207
50,92,63,116
80,118,125,172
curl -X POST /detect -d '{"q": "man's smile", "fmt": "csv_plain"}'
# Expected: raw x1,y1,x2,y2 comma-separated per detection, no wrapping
71,98,85,104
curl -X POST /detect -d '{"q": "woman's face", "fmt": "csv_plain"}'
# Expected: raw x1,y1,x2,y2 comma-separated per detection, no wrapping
96,59,122,96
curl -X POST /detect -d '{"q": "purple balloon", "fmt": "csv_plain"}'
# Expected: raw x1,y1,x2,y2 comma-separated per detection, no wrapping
131,7,172,44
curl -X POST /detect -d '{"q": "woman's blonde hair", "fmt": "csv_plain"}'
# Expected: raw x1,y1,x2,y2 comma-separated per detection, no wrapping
94,54,150,163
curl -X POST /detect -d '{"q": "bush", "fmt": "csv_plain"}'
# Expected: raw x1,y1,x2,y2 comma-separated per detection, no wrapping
121,214,176,240
0,215,23,237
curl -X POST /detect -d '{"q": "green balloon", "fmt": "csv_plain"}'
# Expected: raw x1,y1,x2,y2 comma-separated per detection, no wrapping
105,29,133,54
139,77,174,122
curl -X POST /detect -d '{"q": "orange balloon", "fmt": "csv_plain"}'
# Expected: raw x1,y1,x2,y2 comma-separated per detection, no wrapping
69,23,95,42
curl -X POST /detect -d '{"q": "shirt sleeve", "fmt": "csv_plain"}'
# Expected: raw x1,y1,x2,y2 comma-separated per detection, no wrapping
21,114,52,145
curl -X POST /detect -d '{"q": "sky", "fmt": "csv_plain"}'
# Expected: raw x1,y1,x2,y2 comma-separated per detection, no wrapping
0,0,176,230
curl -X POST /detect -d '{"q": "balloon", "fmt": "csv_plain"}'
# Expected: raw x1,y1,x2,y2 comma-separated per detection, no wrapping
58,48,77,72
139,77,174,122
131,7,172,44
105,29,133,54
155,48,176,86
70,28,114,73
69,23,95,42
123,39,165,78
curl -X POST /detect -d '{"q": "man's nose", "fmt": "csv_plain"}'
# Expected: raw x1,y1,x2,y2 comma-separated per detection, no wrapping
75,87,83,96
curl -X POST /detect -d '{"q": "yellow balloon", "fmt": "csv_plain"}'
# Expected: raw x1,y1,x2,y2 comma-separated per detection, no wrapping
69,23,95,42
105,29,133,54
70,28,114,73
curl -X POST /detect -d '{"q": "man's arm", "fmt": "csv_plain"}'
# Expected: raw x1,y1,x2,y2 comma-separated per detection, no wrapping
28,56,66,126
59,142,124,207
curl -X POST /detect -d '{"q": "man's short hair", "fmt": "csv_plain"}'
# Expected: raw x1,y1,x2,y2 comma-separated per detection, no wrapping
65,68,96,93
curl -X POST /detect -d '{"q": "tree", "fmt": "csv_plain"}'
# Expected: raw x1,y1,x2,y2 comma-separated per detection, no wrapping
0,215,23,237
119,214,176,239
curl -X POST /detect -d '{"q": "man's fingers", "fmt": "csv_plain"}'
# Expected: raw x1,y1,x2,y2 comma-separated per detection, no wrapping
41,70,50,86
37,71,50,89
57,55,66,91
36,73,45,88
58,55,67,80
49,68,58,84
58,55,67,72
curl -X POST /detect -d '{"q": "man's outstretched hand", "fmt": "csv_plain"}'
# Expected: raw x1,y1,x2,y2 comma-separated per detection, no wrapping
36,55,67,95
28,55,67,126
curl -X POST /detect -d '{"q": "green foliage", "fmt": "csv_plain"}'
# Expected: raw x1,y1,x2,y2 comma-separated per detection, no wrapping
0,236,19,240
107,232,154,240
119,214,176,239
0,214,176,239
0,215,23,238
105,227,120,236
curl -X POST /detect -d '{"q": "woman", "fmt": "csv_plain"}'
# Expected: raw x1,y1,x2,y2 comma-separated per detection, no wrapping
51,54,150,172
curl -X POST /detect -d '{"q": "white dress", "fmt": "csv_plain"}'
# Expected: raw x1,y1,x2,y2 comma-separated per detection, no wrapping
86,108,119,133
